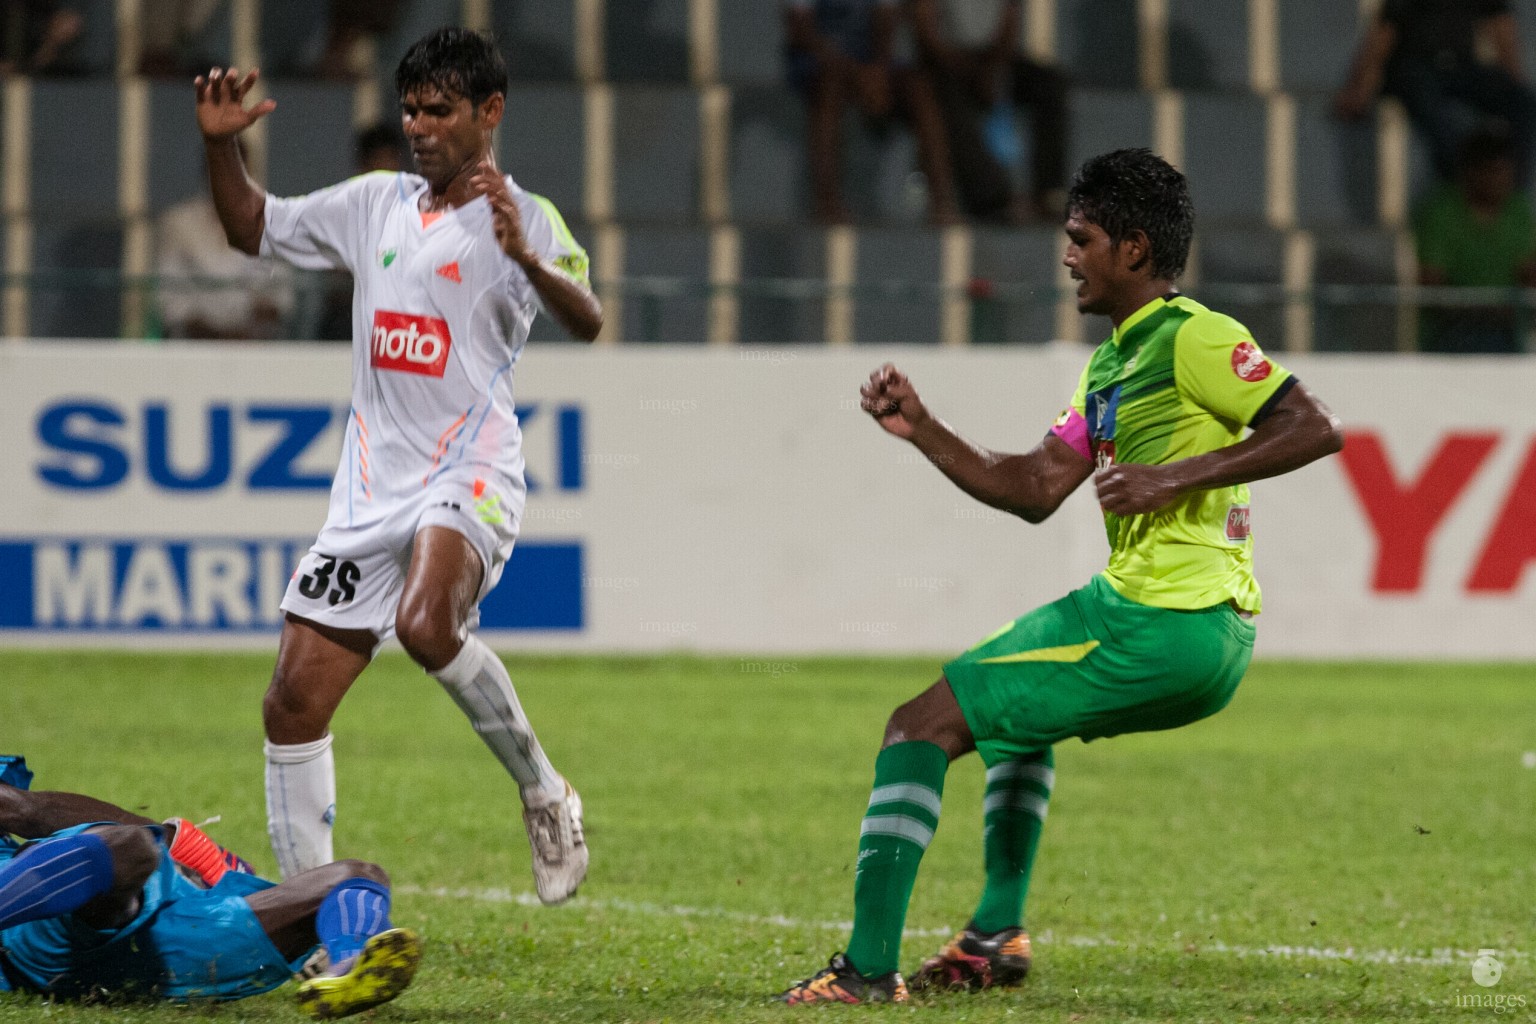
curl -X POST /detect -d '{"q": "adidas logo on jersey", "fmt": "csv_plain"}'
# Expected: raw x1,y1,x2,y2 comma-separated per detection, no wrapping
435,262,461,283
370,310,452,377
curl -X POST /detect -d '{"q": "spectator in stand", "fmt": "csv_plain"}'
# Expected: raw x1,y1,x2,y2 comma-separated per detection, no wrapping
908,0,1069,223
1334,0,1536,188
1413,128,1536,353
137,0,220,78
784,0,961,225
317,122,410,341
353,121,409,174
155,144,295,341
311,0,405,79
0,0,83,77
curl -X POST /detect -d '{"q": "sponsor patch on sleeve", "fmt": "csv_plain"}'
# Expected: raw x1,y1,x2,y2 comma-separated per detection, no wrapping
1231,341,1272,382
553,252,590,283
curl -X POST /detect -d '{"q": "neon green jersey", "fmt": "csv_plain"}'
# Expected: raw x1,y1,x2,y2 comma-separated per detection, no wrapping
1050,295,1294,613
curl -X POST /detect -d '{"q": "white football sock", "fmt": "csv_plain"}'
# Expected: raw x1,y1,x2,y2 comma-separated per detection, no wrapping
264,734,336,879
433,635,564,806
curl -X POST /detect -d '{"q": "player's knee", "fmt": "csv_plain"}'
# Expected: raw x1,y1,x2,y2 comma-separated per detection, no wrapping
97,825,160,888
881,680,970,756
882,701,927,746
394,603,457,670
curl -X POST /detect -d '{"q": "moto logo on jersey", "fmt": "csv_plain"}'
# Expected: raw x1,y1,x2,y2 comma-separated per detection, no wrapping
371,311,451,377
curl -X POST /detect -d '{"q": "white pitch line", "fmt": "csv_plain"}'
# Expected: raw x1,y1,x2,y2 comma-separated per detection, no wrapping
397,884,1520,968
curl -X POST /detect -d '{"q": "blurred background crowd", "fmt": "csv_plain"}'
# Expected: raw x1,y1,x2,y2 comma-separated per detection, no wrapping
3,0,1536,352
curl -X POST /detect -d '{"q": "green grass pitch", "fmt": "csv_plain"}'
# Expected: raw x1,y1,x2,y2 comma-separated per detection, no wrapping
1,652,1531,1022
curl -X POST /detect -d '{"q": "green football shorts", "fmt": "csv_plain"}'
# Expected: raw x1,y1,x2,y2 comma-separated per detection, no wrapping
943,575,1256,766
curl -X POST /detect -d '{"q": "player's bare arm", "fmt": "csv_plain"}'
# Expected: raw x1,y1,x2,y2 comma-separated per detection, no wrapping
1094,382,1344,515
469,161,603,342
861,363,1093,523
0,784,154,837
194,66,274,255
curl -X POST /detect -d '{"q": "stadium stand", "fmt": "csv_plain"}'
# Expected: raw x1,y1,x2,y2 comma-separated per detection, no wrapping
1277,0,1363,94
616,223,712,343
258,0,330,77
604,0,691,84
262,81,357,196
497,84,588,218
611,86,702,223
727,85,810,224
1055,0,1139,89
851,226,946,345
1166,0,1249,92
5,0,1518,350
494,2,579,83
734,225,830,345
1194,226,1290,355
969,225,1064,345
1181,92,1269,226
1293,93,1382,229
1311,226,1405,354
717,2,783,87
1066,89,1155,179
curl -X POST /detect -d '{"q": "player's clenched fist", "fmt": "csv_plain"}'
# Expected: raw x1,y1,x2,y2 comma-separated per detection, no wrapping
470,161,534,266
193,67,276,140
860,363,931,440
1094,461,1183,514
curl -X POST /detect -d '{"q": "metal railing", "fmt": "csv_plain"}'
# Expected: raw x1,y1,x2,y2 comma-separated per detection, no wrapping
4,271,1535,352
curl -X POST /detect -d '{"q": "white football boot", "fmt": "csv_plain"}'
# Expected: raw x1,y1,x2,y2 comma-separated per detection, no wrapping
523,780,588,905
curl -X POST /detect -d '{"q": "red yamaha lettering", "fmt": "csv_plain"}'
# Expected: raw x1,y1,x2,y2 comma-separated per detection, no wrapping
1338,430,1498,592
370,311,452,377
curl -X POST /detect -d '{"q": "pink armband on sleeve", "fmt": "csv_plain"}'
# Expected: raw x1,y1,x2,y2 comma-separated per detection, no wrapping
1049,408,1092,462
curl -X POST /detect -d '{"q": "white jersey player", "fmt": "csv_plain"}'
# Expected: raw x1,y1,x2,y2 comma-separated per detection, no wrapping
194,27,602,906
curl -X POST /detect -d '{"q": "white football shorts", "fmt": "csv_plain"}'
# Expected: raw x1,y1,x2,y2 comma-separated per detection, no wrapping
279,469,524,643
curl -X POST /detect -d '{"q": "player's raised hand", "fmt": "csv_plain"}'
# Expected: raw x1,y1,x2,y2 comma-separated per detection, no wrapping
470,160,534,265
194,67,275,140
860,363,931,440
1094,461,1182,514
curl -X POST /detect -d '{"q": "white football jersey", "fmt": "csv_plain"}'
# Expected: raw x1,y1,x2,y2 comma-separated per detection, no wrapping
261,171,590,531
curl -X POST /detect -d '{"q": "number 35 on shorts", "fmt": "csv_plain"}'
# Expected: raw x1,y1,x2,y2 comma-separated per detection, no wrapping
296,554,362,606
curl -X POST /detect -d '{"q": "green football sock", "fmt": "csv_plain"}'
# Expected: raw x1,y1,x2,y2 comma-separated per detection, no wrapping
971,748,1054,935
845,740,948,977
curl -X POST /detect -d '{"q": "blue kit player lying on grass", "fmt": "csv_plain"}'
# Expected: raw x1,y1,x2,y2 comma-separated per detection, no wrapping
0,756,420,1019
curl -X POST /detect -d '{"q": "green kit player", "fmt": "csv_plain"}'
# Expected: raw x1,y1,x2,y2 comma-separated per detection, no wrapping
780,148,1345,1004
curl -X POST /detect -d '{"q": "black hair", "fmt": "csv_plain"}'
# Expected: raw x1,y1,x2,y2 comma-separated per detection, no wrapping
354,121,406,165
395,27,509,108
1456,126,1517,173
1066,148,1194,280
